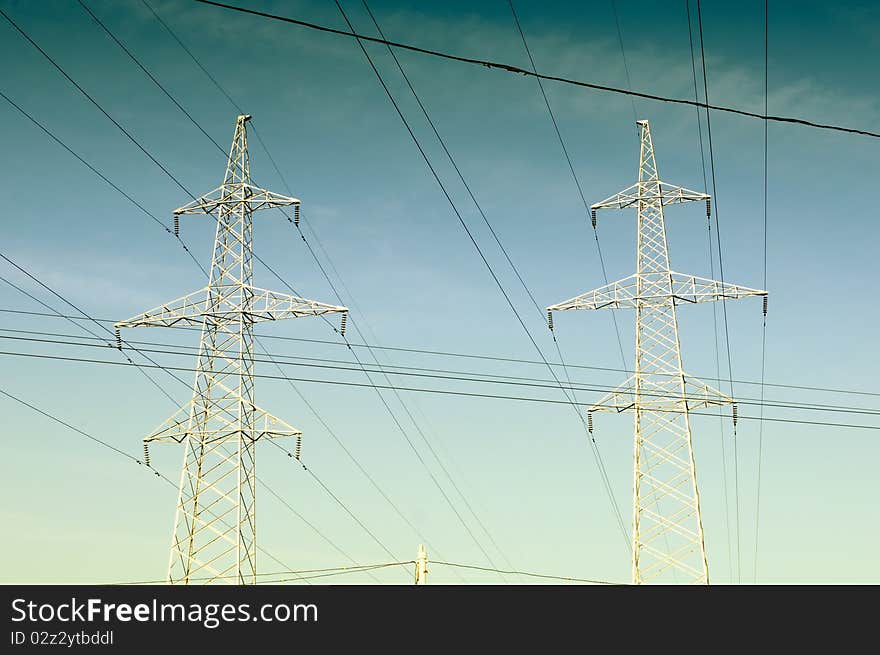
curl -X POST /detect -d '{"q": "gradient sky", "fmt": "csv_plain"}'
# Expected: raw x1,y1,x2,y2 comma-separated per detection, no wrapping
1,0,878,584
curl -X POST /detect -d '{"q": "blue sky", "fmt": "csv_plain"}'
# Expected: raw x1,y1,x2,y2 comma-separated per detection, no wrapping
1,0,878,584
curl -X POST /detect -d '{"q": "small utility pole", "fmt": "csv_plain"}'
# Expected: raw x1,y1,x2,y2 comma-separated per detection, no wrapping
415,544,428,585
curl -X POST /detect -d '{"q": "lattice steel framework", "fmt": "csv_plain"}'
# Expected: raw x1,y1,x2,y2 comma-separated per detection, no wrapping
116,115,347,584
547,120,766,584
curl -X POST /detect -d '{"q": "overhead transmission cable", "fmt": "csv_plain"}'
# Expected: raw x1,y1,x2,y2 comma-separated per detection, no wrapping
754,0,770,584
507,0,628,370
5,347,880,432
4,307,877,401
685,0,733,582
695,0,742,583
189,0,880,140
0,386,306,581
5,331,878,419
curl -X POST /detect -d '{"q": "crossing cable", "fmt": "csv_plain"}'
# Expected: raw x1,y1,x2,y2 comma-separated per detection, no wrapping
6,332,878,419
282,212,490,577
0,7,194,200
0,89,208,278
6,348,879,431
252,339,463,581
432,561,619,585
116,559,619,585
0,385,304,582
685,0,732,582
255,478,369,571
754,0,770,583
334,0,629,550
288,449,402,565
6,307,879,401
0,256,181,406
507,0,628,371
696,0,741,583
0,267,382,581
190,0,880,140
112,561,412,585
76,0,229,160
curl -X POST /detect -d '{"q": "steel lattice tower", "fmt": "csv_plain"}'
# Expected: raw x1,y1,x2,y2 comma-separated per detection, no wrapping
547,120,767,584
116,115,347,584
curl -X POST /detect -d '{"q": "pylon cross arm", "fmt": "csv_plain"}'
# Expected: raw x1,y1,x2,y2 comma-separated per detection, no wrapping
667,272,766,305
588,374,734,414
174,184,300,216
247,286,348,321
114,285,348,328
546,272,766,313
143,398,302,444
591,182,709,212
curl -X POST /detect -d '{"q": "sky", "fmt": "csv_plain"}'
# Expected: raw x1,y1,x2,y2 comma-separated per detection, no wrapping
0,0,878,584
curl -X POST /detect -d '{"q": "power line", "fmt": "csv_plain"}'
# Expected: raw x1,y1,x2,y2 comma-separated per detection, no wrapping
253,338,462,583
112,561,413,585
0,386,152,468
5,330,880,419
116,559,621,585
0,6,195,200
189,0,880,140
431,561,619,584
76,0,229,159
504,0,637,554
4,307,878,401
0,385,305,581
696,0,741,583
506,0,628,370
0,252,184,406
292,454,402,565
0,195,392,582
335,0,630,551
685,0,732,582
0,88,208,277
3,347,878,431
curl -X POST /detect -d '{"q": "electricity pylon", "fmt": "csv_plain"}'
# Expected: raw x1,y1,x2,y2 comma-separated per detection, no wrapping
116,114,348,584
547,120,767,584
